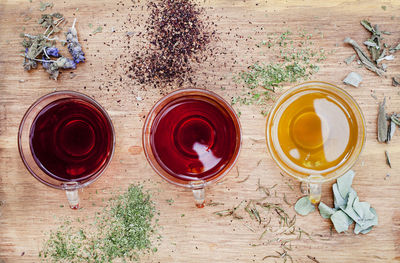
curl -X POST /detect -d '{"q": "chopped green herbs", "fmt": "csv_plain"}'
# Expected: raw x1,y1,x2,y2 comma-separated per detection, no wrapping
233,30,327,107
40,185,159,262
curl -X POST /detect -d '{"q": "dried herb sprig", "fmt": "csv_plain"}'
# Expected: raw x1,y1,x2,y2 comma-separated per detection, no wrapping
213,180,313,261
66,18,85,64
21,13,84,80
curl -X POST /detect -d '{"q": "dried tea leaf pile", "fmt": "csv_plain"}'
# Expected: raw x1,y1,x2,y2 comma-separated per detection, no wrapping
40,185,159,263
129,0,214,86
318,171,378,234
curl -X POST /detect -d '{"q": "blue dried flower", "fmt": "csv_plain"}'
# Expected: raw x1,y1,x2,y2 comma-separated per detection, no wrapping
42,56,51,70
45,46,60,57
66,19,85,64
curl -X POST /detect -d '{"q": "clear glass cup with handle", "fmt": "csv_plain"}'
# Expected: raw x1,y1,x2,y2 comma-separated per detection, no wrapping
18,91,115,209
142,88,242,207
266,81,366,204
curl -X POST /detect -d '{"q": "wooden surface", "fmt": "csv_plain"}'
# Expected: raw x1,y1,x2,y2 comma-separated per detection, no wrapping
1,0,400,262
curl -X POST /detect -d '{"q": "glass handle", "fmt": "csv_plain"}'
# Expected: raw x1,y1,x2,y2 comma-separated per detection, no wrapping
189,180,205,208
308,182,322,204
63,182,80,209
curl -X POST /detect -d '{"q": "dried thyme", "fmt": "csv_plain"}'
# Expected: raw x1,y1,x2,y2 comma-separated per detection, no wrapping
40,184,159,263
233,30,327,107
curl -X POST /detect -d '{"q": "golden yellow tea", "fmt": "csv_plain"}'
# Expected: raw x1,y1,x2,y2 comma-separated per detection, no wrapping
270,88,359,176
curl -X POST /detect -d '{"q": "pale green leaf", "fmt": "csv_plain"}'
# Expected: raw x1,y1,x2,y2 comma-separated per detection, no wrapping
294,196,315,216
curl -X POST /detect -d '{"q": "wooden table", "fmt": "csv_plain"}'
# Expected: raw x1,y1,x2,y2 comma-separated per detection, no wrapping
1,0,400,262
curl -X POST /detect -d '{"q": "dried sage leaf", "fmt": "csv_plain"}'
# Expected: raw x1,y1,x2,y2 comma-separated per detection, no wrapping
344,54,356,65
360,20,374,33
318,202,336,219
376,55,395,63
337,170,355,199
392,75,400,86
378,98,388,142
343,72,362,87
332,183,347,209
344,37,385,76
389,43,400,54
352,198,375,220
294,196,315,216
331,210,353,233
385,150,391,168
353,208,378,234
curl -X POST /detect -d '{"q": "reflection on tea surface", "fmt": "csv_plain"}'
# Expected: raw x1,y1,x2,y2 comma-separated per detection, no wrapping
275,90,358,175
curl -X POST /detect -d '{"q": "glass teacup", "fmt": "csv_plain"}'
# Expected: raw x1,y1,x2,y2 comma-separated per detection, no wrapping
142,88,242,207
18,91,115,209
266,81,366,203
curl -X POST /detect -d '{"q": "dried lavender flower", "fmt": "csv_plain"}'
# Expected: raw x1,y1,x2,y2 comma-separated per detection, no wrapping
45,46,60,57
66,18,85,64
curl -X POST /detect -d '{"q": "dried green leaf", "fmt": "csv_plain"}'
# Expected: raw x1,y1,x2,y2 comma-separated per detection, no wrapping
39,1,53,12
389,43,400,54
392,75,400,86
318,202,336,219
93,26,103,35
332,183,346,209
344,54,356,65
360,20,374,33
294,196,315,216
343,72,362,87
385,150,391,168
330,210,353,233
337,170,355,199
378,97,388,142
344,37,385,76
353,208,378,234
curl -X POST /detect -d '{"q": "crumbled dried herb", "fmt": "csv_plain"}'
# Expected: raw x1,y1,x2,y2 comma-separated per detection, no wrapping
129,0,214,86
40,185,159,262
233,31,327,107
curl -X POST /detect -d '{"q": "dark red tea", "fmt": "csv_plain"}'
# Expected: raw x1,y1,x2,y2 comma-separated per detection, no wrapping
29,98,113,182
150,97,237,181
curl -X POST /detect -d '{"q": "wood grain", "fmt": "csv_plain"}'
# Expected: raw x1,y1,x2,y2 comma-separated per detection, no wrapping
1,0,400,262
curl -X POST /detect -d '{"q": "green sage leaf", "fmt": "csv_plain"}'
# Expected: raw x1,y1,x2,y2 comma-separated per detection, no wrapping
294,196,315,216
318,202,336,219
337,170,355,198
331,210,353,233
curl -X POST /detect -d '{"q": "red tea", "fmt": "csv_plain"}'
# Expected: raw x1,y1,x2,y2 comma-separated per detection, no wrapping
150,97,237,181
29,98,113,182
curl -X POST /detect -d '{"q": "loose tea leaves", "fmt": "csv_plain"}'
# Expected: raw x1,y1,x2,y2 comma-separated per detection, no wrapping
343,72,362,87
392,75,400,86
129,0,214,85
344,54,356,65
385,150,391,168
317,171,378,234
294,196,315,216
